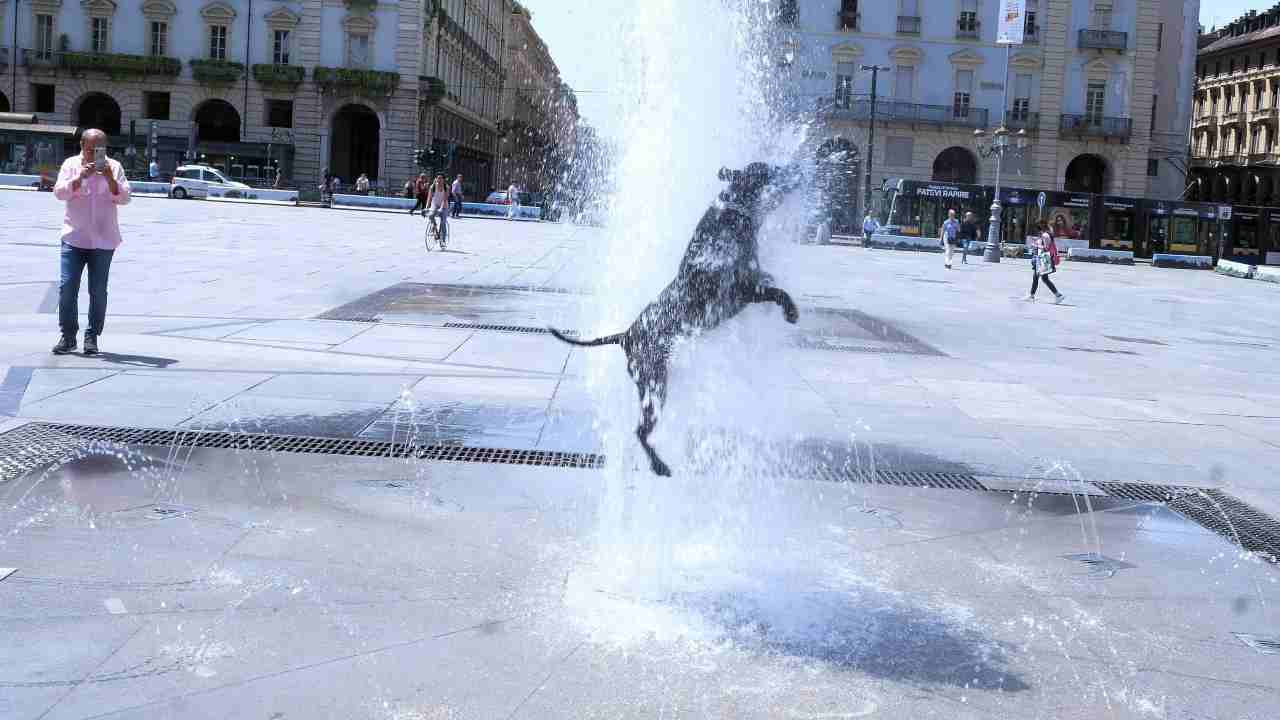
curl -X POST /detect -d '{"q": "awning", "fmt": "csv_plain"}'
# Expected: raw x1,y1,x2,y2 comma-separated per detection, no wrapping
0,121,78,135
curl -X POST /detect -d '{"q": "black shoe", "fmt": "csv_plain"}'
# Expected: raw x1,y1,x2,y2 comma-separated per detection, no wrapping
83,334,99,356
52,335,76,354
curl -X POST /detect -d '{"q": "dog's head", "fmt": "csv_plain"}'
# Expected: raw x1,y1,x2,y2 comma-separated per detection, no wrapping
718,162,804,213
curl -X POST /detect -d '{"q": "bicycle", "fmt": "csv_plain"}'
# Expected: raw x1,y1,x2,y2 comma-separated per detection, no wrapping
424,209,448,251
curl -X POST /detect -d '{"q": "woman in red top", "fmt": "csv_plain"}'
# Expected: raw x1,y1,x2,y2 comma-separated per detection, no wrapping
1027,220,1064,303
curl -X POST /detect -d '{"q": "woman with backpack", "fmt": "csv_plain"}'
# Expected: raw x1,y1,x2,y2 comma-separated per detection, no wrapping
1027,220,1065,303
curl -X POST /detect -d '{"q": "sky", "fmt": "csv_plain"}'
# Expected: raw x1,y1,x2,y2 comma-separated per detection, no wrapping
524,1,1273,137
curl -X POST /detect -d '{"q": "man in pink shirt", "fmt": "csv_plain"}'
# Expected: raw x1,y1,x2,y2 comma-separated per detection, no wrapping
52,128,131,356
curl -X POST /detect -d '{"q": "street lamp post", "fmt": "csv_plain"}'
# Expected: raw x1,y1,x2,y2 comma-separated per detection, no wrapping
859,64,891,219
973,126,1029,263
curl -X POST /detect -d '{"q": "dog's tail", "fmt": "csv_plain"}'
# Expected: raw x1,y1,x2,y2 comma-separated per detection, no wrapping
548,327,623,347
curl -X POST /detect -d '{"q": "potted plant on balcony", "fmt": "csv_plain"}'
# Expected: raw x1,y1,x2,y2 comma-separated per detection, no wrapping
190,59,246,86
252,63,306,88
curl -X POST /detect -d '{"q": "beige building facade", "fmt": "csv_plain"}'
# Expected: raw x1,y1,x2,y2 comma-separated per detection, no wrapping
0,0,523,196
497,2,573,193
1189,6,1280,206
784,0,1199,218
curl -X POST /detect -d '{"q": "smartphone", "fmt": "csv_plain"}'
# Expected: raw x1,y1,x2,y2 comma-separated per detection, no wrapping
94,146,107,173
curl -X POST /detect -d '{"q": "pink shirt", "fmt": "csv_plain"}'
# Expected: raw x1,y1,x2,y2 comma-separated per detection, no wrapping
52,154,132,250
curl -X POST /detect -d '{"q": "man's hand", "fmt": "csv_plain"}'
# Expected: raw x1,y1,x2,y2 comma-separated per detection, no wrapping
104,165,120,195
72,161,95,191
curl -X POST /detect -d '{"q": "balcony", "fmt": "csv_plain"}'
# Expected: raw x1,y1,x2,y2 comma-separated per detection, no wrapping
1078,29,1128,52
314,66,401,96
1194,113,1217,129
1023,24,1040,44
252,63,306,88
190,59,245,86
837,10,859,31
1004,110,1040,132
897,15,921,34
1250,107,1278,123
1222,108,1245,124
1059,113,1132,142
21,49,181,78
827,95,989,129
956,19,980,40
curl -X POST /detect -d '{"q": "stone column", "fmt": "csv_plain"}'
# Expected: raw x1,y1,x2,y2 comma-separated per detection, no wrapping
293,0,325,189
1031,0,1069,191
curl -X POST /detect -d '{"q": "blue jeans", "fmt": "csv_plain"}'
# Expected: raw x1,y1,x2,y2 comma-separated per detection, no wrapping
59,243,115,338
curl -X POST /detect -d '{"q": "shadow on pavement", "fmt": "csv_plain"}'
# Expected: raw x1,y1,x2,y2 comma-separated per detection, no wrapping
91,352,179,369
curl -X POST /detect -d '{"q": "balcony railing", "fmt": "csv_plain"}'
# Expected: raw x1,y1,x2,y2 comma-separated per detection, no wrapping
897,15,921,34
1060,113,1132,140
1004,110,1040,132
20,49,181,77
1222,108,1244,124
828,95,989,128
1078,29,1128,51
956,19,980,40
1194,113,1217,128
837,10,859,31
1250,107,1278,123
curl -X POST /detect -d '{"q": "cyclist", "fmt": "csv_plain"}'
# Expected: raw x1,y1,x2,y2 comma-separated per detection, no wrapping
426,174,450,248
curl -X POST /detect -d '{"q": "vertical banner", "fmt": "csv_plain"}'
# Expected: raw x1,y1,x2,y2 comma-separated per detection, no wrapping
997,0,1027,45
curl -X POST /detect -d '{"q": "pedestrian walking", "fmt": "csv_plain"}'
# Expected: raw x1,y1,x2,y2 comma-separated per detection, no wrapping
148,158,159,180
274,168,284,189
861,212,879,245
355,173,370,195
51,128,131,356
451,174,464,218
1026,220,1065,303
958,211,981,264
330,175,341,195
320,167,332,203
410,173,429,215
939,208,961,269
506,181,520,220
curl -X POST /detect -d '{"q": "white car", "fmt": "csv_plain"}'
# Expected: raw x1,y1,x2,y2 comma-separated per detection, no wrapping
170,165,250,199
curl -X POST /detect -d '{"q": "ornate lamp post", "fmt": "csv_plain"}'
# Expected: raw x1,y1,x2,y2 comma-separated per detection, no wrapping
973,126,1029,263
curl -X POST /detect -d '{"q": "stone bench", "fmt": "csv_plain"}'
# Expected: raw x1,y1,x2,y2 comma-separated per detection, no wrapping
866,233,943,252
1152,253,1214,269
1255,265,1280,284
1215,259,1256,279
1067,248,1135,265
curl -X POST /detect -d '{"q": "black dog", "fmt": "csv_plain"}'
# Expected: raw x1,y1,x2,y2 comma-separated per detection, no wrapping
549,162,801,477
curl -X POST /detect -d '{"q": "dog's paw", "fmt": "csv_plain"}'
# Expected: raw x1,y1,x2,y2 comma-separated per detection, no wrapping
651,459,673,477
784,304,800,324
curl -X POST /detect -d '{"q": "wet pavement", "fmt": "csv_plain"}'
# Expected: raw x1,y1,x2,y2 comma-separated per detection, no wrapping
2,192,1280,717
2,441,1277,718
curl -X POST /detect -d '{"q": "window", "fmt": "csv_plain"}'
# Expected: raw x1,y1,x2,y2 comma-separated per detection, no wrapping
1215,61,1221,75
1252,126,1262,153
884,136,913,166
839,0,858,29
1146,159,1159,177
1086,81,1106,122
1156,22,1163,51
145,91,170,120
91,17,110,53
1230,58,1236,73
893,65,914,100
1150,94,1158,132
834,61,855,108
33,83,55,113
953,70,974,118
1257,83,1265,110
958,0,978,33
1012,73,1032,120
150,21,168,57
209,25,227,60
348,33,370,67
273,30,290,65
266,99,293,128
1091,1,1112,30
35,14,54,59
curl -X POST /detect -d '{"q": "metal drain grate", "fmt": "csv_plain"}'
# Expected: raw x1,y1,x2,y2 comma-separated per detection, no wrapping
0,424,85,483
815,467,986,491
31,423,605,470
443,323,577,337
1060,346,1141,356
1168,489,1280,564
1092,482,1199,502
1233,633,1280,655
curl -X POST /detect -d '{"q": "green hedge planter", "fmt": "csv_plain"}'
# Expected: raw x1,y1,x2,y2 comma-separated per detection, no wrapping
190,59,246,85
252,63,306,88
313,66,400,95
60,52,181,79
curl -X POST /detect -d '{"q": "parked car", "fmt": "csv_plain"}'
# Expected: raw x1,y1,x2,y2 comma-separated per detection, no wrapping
483,190,535,206
170,165,250,199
